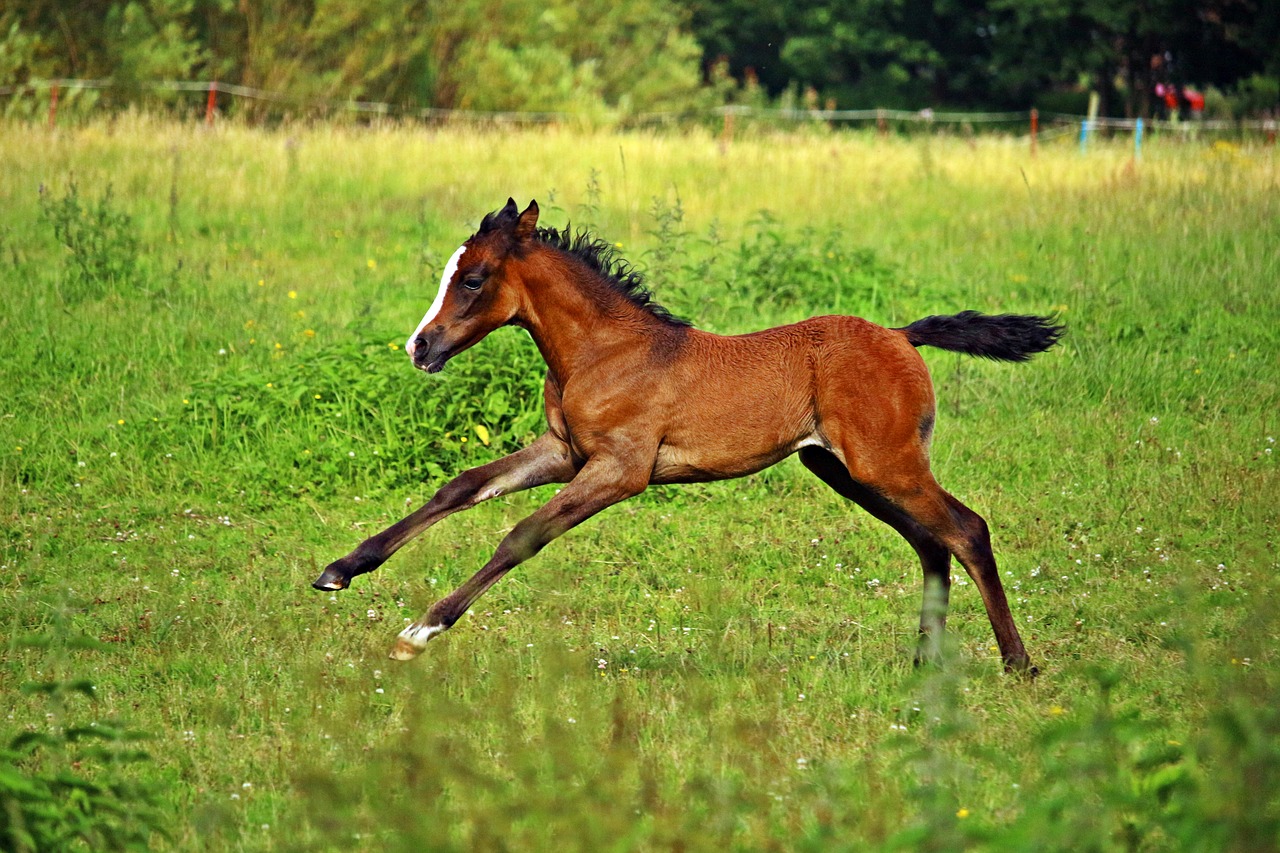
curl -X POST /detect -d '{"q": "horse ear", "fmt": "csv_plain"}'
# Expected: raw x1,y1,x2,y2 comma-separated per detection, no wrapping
514,200,540,241
480,199,521,233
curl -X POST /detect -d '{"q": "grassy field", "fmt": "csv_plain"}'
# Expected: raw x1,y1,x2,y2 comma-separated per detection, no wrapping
2,115,1278,851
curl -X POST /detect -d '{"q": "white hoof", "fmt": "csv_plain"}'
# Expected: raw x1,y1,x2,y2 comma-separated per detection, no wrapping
389,622,446,661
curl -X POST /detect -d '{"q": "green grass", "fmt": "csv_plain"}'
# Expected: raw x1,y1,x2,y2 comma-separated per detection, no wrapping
2,115,1278,850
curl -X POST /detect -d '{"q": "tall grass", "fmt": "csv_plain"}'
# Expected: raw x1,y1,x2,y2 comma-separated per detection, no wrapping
1,116,1277,850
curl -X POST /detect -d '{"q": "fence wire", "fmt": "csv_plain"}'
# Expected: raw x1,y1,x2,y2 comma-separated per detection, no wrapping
5,77,1278,134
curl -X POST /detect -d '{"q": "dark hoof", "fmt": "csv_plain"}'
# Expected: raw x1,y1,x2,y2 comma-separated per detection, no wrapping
1005,659,1039,679
312,564,350,591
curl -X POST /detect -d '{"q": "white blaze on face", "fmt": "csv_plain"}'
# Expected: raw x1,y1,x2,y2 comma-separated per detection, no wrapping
406,245,467,357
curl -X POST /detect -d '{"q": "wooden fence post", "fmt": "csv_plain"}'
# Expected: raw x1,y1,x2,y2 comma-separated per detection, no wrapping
48,83,60,129
1030,108,1038,158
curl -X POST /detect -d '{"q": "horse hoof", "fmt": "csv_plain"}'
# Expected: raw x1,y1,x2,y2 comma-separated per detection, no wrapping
388,623,447,660
388,637,424,661
1005,658,1038,679
311,565,350,591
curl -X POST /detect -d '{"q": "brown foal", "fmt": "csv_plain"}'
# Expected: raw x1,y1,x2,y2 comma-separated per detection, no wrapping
314,199,1063,672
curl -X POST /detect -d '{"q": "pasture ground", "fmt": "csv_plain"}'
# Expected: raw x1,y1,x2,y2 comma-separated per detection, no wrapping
1,116,1278,850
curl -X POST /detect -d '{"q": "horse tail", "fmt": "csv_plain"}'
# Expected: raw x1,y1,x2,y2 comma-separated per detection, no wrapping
896,311,1064,363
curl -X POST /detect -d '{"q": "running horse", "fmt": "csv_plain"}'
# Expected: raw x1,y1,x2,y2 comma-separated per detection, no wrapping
314,199,1062,672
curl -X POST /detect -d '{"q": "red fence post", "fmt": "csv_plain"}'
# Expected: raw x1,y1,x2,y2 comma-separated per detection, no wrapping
205,82,217,126
1030,108,1038,158
48,83,60,129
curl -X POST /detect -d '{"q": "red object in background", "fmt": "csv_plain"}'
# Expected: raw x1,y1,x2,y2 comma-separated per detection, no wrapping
1185,89,1205,113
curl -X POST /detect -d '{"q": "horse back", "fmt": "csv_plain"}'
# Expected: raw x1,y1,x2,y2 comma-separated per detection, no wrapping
647,315,934,483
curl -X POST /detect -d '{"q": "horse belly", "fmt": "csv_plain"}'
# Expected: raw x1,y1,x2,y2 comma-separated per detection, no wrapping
649,445,792,483
649,405,819,484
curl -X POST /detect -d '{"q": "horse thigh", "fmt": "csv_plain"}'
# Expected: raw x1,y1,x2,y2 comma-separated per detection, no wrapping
798,447,947,565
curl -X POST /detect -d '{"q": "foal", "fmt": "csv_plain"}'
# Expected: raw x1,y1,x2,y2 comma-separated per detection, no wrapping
315,199,1062,671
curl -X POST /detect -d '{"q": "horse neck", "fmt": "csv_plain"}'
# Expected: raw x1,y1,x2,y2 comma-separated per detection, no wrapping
516,251,674,380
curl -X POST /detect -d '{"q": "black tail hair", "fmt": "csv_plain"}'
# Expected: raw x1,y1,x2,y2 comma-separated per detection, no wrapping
897,311,1064,362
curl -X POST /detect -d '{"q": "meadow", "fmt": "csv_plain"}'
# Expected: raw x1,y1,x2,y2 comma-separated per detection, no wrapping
1,115,1278,851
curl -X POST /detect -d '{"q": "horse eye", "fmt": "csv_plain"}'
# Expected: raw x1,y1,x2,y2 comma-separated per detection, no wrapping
462,275,484,291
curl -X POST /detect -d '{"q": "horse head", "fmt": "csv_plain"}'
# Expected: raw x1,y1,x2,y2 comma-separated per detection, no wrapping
406,198,539,373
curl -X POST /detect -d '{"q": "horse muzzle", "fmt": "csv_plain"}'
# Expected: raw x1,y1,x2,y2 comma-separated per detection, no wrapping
409,332,451,374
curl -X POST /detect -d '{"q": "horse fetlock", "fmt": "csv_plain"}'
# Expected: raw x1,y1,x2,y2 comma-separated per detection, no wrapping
389,621,449,661
312,547,389,591
1004,654,1038,679
311,562,352,591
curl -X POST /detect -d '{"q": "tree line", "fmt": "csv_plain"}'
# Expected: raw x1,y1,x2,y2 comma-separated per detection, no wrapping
2,0,1276,119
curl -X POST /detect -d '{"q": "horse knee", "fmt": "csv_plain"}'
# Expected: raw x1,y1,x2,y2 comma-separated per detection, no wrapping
960,511,991,550
938,491,980,536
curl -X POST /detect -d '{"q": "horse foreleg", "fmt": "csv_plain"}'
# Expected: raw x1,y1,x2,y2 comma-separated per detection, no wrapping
390,455,649,660
312,432,574,591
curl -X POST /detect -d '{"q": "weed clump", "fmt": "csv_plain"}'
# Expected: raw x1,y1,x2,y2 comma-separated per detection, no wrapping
2,635,167,852
38,183,140,304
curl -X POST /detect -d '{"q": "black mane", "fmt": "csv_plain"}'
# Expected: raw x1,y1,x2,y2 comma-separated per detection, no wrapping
476,205,691,327
532,225,692,327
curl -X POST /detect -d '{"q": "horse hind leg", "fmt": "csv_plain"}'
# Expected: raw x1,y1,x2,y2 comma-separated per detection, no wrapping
799,446,1033,674
932,490,1034,674
798,447,953,666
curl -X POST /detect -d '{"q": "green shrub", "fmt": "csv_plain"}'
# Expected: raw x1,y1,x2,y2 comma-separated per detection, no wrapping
38,183,140,304
2,675,166,852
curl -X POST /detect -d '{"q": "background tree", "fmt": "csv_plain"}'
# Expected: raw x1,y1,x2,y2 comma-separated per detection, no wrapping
0,0,707,117
0,0,1276,116
682,0,1279,114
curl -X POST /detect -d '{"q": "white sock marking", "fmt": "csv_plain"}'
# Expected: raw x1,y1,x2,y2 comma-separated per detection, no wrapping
398,622,447,649
406,245,467,356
